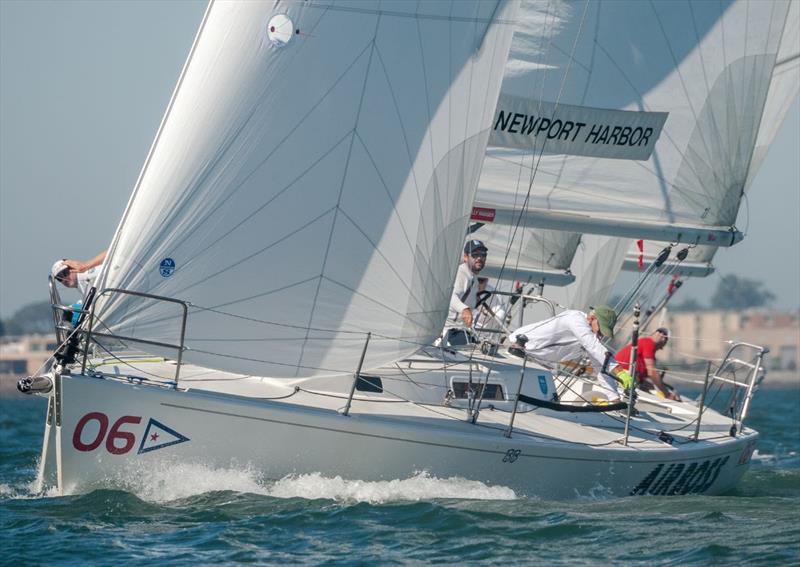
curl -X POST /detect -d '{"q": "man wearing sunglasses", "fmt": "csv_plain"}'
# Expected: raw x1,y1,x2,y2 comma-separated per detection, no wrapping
448,240,489,327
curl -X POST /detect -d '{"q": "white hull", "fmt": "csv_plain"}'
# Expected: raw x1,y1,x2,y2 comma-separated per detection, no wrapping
40,370,757,499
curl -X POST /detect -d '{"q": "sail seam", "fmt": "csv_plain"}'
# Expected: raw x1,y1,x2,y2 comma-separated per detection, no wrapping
335,207,430,313
371,45,430,254
738,0,786,220
297,17,382,374
170,207,337,297
148,40,376,267
414,1,445,292
648,0,718,196
304,3,517,25
321,275,445,328
157,132,354,293
590,39,715,218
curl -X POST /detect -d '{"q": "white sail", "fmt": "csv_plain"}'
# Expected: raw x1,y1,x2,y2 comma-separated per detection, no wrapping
474,222,578,286
622,0,799,278
473,0,796,304
94,0,518,377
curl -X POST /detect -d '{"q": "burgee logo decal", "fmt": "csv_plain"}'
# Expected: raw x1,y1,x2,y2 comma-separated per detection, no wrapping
538,375,548,396
137,418,190,454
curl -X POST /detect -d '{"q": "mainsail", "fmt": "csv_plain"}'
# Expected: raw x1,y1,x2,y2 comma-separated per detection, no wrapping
471,0,798,308
623,0,799,279
93,0,518,377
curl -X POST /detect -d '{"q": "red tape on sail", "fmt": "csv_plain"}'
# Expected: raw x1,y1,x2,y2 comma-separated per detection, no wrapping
637,239,644,270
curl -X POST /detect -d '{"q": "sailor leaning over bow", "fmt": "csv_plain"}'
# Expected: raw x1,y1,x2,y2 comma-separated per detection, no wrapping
508,305,634,403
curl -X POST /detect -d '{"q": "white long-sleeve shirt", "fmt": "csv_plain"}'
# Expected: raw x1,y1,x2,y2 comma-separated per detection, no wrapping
508,310,618,373
448,263,477,322
77,264,103,296
473,281,507,331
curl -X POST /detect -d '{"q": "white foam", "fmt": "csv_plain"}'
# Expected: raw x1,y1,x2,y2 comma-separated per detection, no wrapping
752,449,776,463
267,471,517,503
0,480,59,500
115,462,516,504
121,462,269,502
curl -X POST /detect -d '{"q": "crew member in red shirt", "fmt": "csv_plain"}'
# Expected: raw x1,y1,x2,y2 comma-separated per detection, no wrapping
615,328,680,401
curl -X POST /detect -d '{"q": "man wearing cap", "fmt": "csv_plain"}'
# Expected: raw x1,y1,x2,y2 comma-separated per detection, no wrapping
448,240,489,327
615,328,680,401
507,306,634,402
51,250,107,295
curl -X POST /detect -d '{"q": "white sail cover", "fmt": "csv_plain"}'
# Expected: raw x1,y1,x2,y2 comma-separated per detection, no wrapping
474,0,797,286
94,0,518,377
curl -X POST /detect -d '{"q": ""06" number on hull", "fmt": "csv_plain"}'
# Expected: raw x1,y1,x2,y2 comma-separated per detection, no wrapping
72,412,142,455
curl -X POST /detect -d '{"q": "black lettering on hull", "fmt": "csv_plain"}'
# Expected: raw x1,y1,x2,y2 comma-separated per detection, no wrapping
651,463,685,495
630,464,664,495
631,455,733,496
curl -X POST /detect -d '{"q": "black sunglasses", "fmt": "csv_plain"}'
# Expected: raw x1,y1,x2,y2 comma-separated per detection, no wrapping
470,252,487,258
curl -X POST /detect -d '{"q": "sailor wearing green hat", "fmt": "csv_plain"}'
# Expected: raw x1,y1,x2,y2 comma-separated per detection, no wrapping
507,305,634,402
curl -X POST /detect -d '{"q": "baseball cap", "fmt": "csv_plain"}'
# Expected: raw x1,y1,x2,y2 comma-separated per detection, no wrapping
464,240,488,254
590,305,617,339
655,327,669,337
51,259,69,281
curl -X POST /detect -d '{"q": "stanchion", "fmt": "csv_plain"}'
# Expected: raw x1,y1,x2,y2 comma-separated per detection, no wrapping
693,360,713,441
342,332,371,417
622,303,641,446
504,358,527,438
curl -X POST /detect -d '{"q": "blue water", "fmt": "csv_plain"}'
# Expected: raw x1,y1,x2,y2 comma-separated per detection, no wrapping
2,387,799,565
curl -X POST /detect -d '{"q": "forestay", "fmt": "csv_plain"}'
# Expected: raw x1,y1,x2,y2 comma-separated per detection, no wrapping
93,0,518,377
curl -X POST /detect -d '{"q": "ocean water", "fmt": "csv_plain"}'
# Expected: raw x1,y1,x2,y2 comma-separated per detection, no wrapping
2,387,798,565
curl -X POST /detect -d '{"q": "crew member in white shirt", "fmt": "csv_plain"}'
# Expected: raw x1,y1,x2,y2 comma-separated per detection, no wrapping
508,305,634,401
449,240,488,327
51,250,107,295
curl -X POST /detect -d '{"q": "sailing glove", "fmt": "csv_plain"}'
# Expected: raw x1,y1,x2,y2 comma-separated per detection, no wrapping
617,369,635,390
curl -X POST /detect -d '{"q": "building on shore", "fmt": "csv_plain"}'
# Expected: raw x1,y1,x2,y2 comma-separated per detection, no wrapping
656,309,799,372
613,307,799,388
0,334,58,377
0,334,58,396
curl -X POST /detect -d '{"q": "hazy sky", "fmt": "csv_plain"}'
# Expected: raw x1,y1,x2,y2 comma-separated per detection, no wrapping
1,1,798,319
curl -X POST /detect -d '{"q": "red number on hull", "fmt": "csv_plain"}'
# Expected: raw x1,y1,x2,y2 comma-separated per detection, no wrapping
72,412,109,452
73,412,142,455
106,416,142,455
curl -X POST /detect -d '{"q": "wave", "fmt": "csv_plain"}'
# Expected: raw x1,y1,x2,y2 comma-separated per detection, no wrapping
6,461,516,504
267,471,517,504
123,463,517,503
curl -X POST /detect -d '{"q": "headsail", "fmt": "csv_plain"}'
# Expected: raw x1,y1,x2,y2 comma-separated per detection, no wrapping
622,0,799,279
472,0,797,307
94,0,518,377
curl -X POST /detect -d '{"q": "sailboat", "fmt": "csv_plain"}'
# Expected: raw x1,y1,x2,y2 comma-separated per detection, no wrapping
20,0,797,498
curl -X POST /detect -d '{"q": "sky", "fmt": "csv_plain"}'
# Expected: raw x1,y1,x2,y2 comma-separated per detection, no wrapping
1,0,798,319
